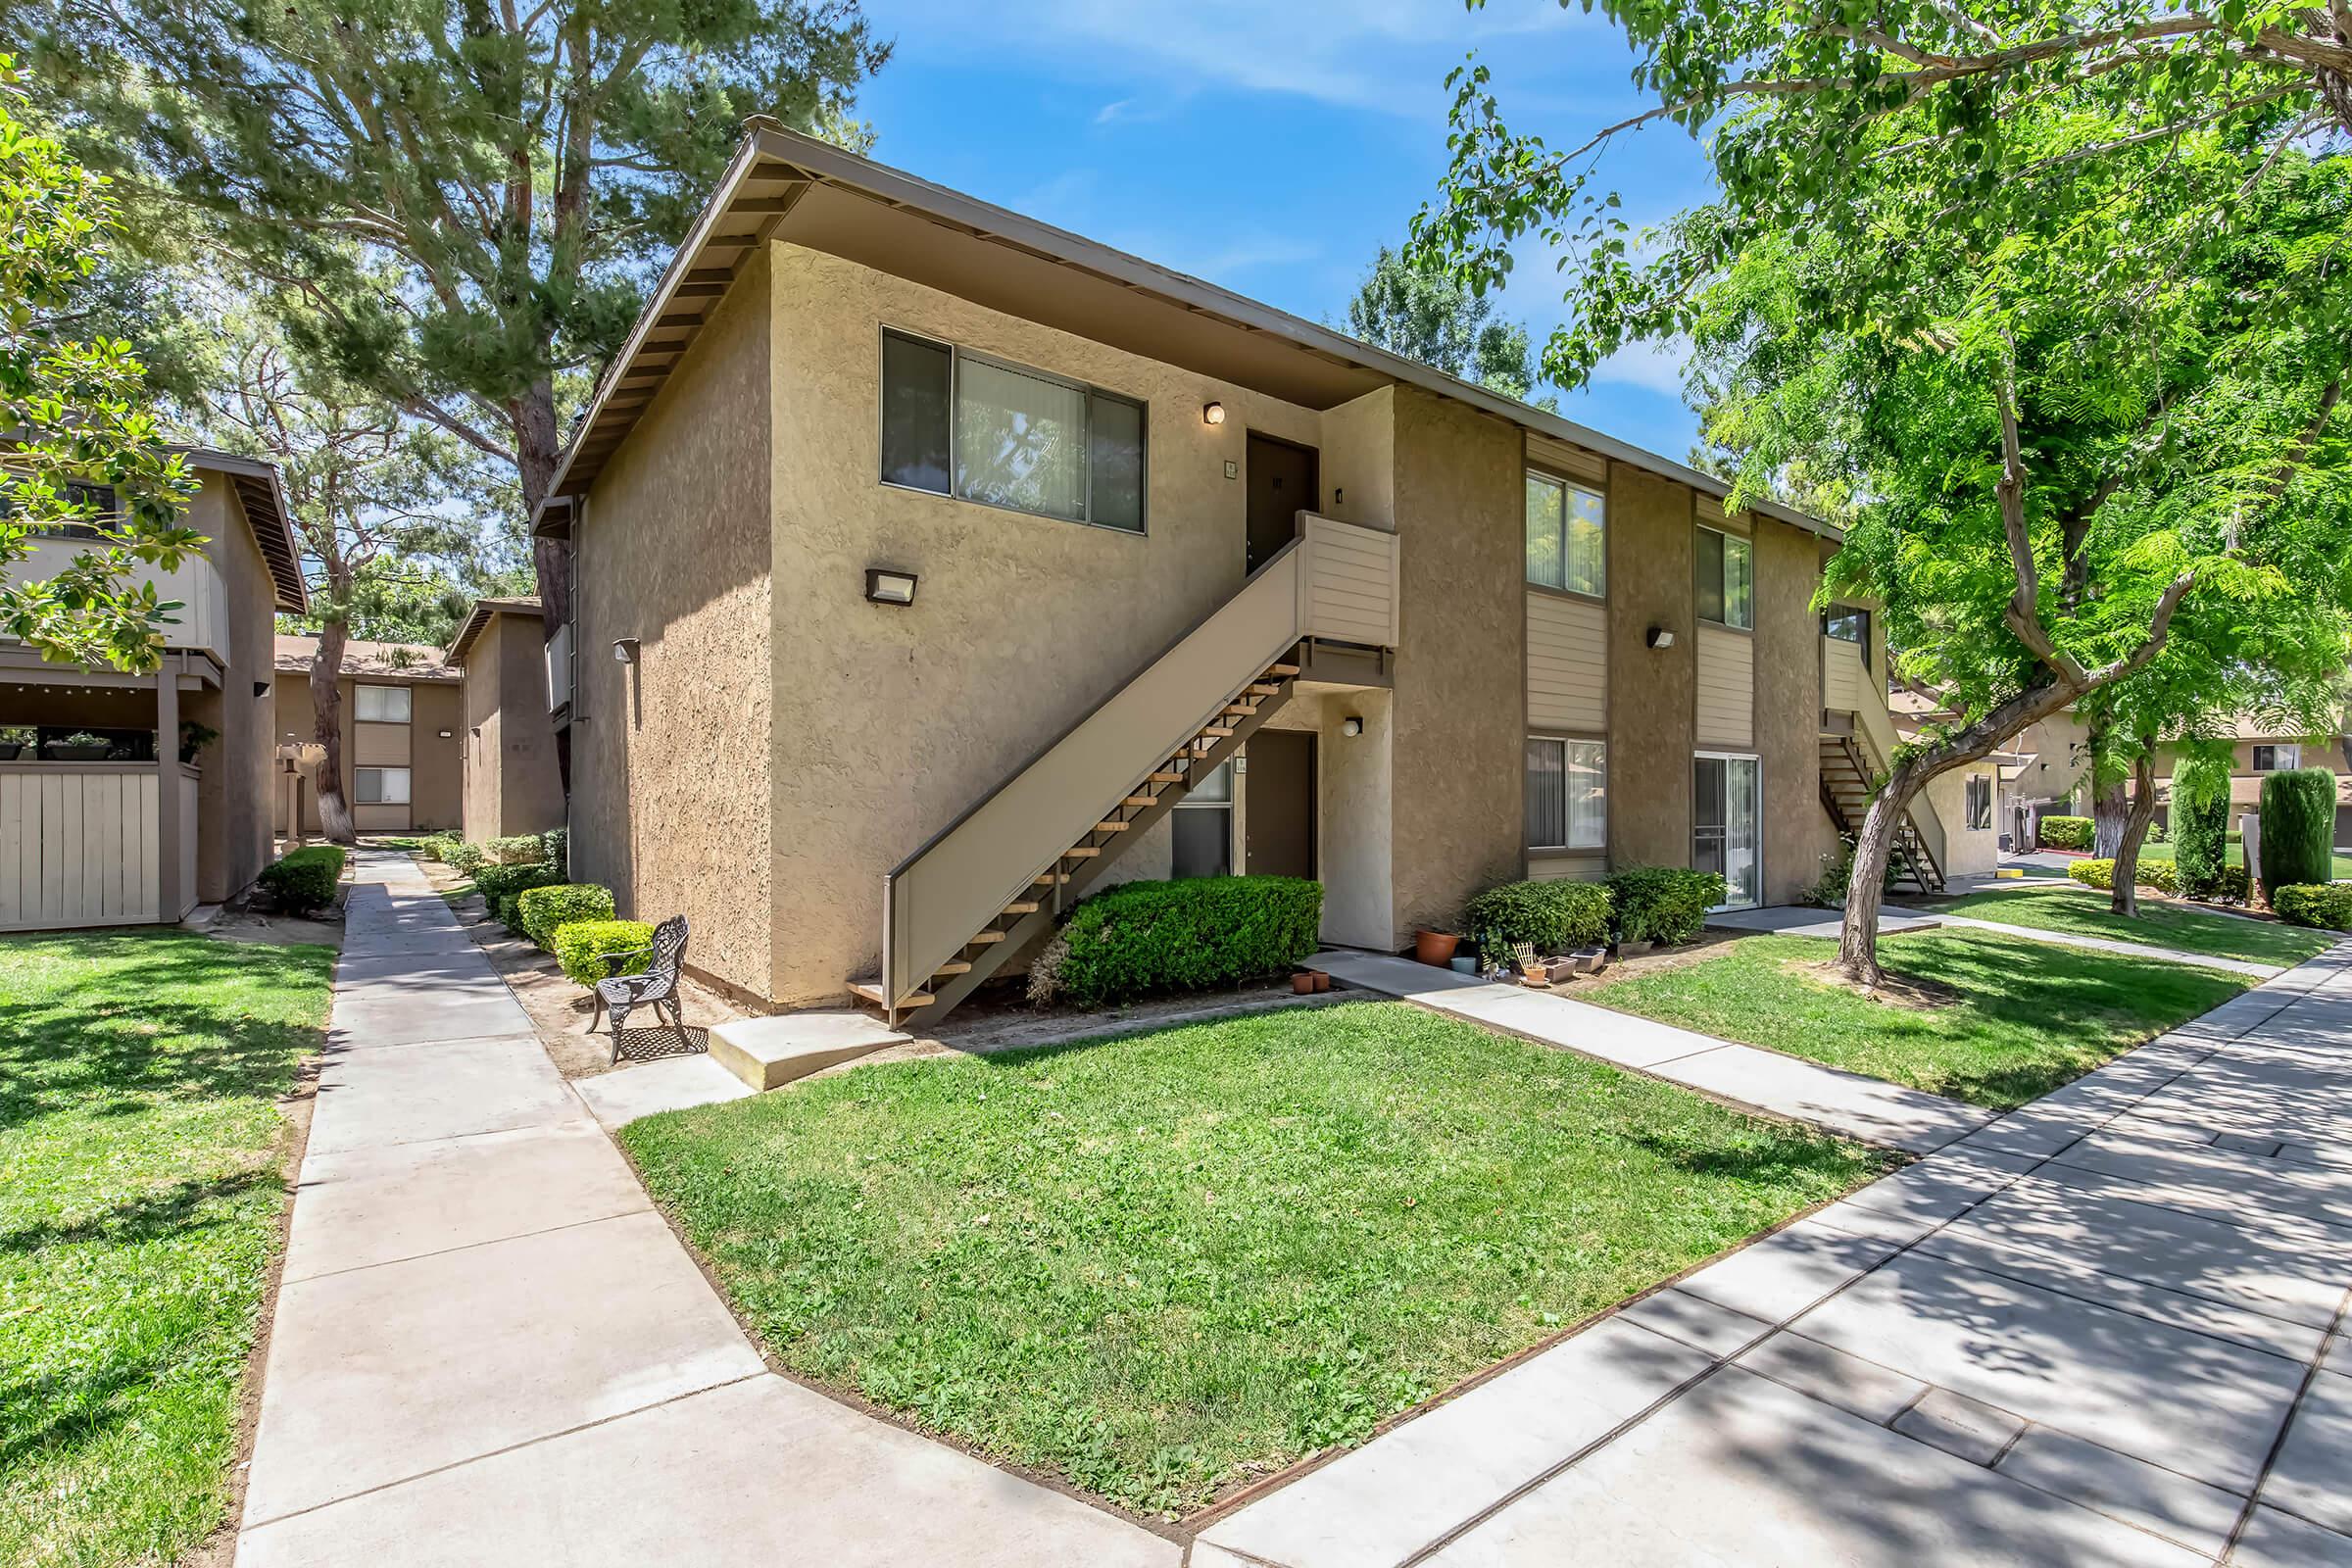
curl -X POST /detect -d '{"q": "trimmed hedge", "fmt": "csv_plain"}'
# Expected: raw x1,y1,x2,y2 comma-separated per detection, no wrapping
553,919,655,986
259,845,345,913
539,826,568,877
517,882,615,950
1460,880,1612,966
2273,884,2352,931
484,834,548,866
472,860,565,930
2067,857,2179,895
2172,755,2232,899
2037,815,2094,852
1609,865,1726,946
1028,876,1322,1007
2260,767,2336,900
2210,864,2253,905
442,840,488,875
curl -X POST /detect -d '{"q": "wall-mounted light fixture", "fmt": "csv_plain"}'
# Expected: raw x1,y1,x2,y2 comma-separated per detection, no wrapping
1202,401,1226,426
1342,715,1364,738
864,567,918,606
1646,626,1677,651
437,729,454,740
253,680,270,699
612,637,640,664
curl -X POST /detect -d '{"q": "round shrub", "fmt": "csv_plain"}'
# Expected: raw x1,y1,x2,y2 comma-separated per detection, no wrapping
2037,815,2093,852
517,882,615,950
2066,858,2178,895
484,834,547,866
1607,865,1726,945
441,840,488,875
1459,879,1612,966
258,845,345,913
472,860,564,931
1027,876,1322,1007
2259,767,2336,900
554,919,655,986
2170,755,2232,899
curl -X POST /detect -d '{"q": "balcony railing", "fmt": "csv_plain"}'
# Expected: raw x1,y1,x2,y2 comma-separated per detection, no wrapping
4,537,231,663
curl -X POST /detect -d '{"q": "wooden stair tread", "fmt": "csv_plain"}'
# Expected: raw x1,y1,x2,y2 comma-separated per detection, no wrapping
1032,871,1069,885
1263,662,1300,676
1002,900,1040,915
933,961,972,977
1062,845,1102,858
1094,820,1131,832
1121,795,1156,808
849,981,931,1008
1248,682,1281,695
1148,771,1187,784
966,931,1006,945
1199,725,1236,739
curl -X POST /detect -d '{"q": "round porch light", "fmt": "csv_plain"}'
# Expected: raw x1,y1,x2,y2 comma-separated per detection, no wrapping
1202,401,1226,426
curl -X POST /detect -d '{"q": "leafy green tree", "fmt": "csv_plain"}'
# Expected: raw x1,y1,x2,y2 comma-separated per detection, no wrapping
0,60,201,670
34,0,889,774
2171,751,2235,901
1417,9,2352,983
1345,246,1555,409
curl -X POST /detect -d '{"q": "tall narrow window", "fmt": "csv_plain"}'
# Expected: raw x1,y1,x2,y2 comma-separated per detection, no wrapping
1966,775,1992,832
1525,737,1606,850
880,329,1147,532
1171,760,1233,877
354,685,411,723
1525,471,1604,596
1695,525,1753,630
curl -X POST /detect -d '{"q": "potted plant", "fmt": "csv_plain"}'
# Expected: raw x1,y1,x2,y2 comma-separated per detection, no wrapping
45,732,111,761
1414,928,1460,965
178,720,220,765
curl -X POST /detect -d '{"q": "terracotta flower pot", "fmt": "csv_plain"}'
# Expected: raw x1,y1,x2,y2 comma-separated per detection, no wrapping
1310,970,1331,993
1414,929,1460,965
1292,972,1316,995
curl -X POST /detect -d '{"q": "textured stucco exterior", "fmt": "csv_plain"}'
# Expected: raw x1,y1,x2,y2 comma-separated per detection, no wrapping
458,611,565,839
1385,384,1523,938
1604,464,1698,872
182,472,279,901
1754,515,1838,904
270,666,463,834
568,246,776,1001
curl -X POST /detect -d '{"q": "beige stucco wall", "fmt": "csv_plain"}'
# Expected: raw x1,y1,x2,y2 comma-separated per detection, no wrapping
760,241,1334,1004
571,245,777,1001
1927,766,1999,877
1604,463,1697,872
1386,384,1523,938
270,668,463,834
184,472,277,902
1754,515,1838,904
459,612,565,840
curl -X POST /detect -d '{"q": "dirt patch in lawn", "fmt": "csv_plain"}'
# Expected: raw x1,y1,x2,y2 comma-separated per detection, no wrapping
1788,957,1964,1010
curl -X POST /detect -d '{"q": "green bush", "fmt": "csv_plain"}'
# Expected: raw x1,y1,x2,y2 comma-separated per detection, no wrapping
539,826,568,876
473,860,564,931
1608,865,1726,946
2171,755,2232,899
2037,815,2094,851
484,834,547,866
258,845,345,913
1459,880,1612,966
2260,767,2336,900
517,882,615,950
442,840,488,875
2210,864,2253,905
2067,858,2179,895
414,831,461,864
553,919,656,986
1028,876,1322,1007
2273,883,2352,930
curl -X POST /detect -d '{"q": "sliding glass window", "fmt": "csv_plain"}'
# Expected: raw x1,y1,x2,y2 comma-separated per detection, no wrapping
1525,471,1605,597
1695,524,1753,630
1526,737,1606,851
880,328,1146,532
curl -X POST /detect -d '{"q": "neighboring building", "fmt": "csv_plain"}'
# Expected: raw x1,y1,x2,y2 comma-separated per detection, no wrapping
271,635,462,835
445,596,566,840
2149,724,2352,844
1886,682,2030,876
535,126,1938,1019
1,450,305,930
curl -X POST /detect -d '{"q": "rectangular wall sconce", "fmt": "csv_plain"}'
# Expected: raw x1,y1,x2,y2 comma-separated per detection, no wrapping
865,567,918,606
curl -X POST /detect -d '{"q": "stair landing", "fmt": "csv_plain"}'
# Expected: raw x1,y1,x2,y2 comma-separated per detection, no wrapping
707,1011,908,1091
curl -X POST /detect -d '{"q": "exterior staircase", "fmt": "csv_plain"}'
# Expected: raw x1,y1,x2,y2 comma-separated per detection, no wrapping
1819,733,1945,894
848,513,1400,1029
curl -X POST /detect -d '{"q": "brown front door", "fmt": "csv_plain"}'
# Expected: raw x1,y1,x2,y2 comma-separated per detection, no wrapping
1247,433,1318,573
1245,730,1317,880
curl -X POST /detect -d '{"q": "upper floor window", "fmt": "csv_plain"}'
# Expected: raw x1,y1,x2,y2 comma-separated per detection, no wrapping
1824,607,1871,667
0,479,120,540
2254,744,2302,772
1966,774,1992,832
1695,524,1753,630
879,327,1146,533
1525,471,1605,597
355,684,412,724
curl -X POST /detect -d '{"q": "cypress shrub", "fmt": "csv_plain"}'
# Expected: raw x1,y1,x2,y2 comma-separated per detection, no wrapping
2170,755,2232,899
2259,767,2335,900
1027,876,1322,1006
1459,880,1613,966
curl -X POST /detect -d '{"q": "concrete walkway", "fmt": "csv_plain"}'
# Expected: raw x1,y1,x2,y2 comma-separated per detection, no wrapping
1202,945,2352,1567
236,852,1172,1567
1309,950,1993,1154
1710,899,2289,979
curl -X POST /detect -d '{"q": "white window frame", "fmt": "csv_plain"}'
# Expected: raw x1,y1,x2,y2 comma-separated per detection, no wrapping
356,765,412,806
354,684,411,723
877,325,1149,535
1524,468,1606,599
1695,523,1754,631
1525,735,1607,852
2254,744,2301,772
1170,759,1235,877
1692,750,1763,910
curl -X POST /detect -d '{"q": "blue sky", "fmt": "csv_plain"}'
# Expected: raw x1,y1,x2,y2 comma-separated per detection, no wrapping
853,0,1718,462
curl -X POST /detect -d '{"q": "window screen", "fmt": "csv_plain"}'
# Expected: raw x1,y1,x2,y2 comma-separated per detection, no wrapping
354,685,411,723
1526,737,1605,850
356,766,412,805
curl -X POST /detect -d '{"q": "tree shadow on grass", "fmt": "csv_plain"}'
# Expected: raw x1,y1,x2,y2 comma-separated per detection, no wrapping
0,1167,278,1257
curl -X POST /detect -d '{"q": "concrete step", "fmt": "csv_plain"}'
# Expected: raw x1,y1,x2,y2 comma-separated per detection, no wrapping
707,1011,909,1092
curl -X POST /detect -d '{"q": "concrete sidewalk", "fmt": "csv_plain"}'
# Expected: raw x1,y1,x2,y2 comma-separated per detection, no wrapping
1710,902,2286,978
1202,944,2352,1567
1310,949,1993,1153
236,852,1171,1567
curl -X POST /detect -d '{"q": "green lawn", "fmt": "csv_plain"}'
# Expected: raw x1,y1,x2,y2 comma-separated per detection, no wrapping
1935,886,2330,967
621,1001,1885,1517
2132,838,2352,881
1,931,333,1568
1590,929,2248,1108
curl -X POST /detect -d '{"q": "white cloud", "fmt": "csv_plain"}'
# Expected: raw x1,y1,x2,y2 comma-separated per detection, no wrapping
1590,336,1690,400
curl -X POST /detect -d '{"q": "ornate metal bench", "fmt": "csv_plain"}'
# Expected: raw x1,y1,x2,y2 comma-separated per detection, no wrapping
589,913,692,1064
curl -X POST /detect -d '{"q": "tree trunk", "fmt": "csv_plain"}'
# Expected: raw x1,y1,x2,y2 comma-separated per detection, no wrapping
2109,749,2160,917
310,618,357,846
1838,756,1933,987
513,376,571,792
2091,760,2130,858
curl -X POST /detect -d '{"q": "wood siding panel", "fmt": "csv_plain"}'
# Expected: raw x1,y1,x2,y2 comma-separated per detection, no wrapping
1695,626,1754,749
1823,636,1865,713
0,768,161,930
1528,852,1607,882
1526,592,1607,733
1525,432,1606,484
